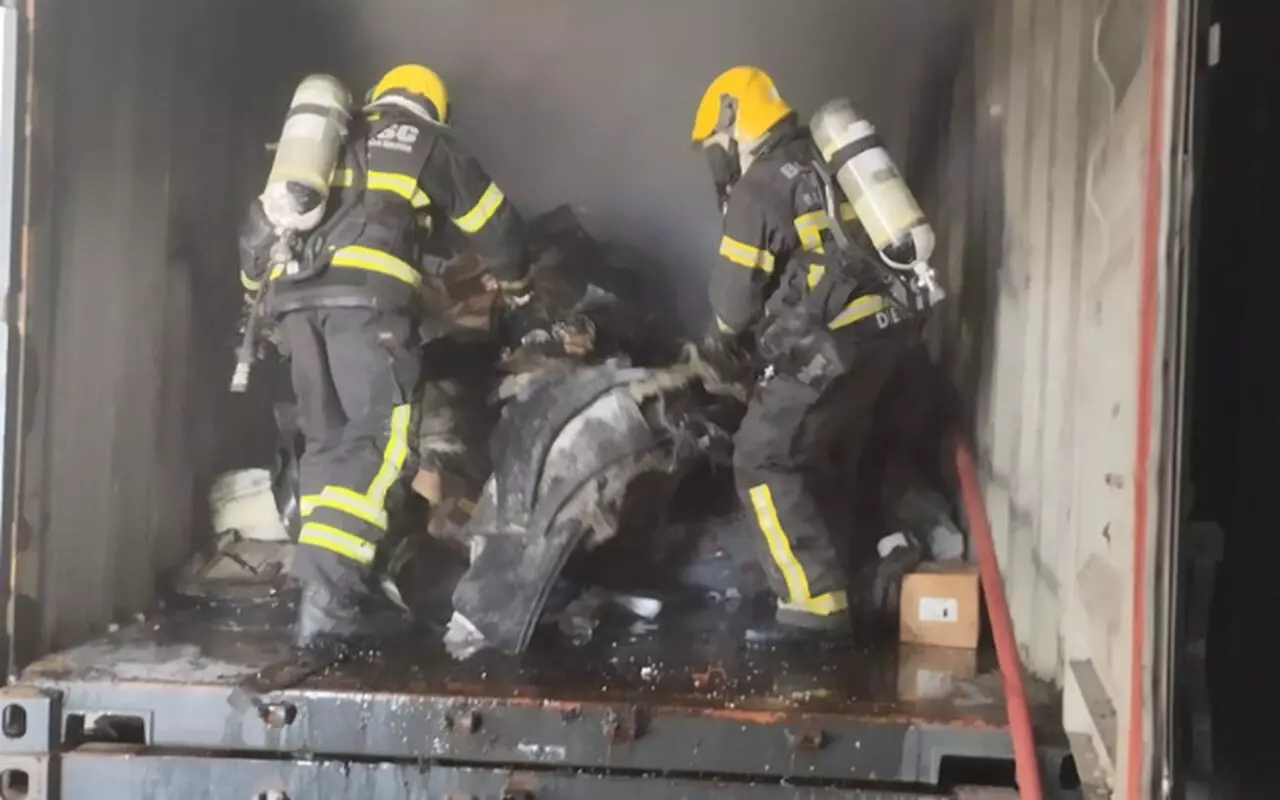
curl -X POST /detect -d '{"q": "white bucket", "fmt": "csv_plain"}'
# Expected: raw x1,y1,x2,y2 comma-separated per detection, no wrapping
209,468,289,542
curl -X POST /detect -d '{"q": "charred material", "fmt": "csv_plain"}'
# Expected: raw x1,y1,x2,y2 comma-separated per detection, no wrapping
450,359,731,657
486,362,660,533
261,206,745,655
511,204,686,368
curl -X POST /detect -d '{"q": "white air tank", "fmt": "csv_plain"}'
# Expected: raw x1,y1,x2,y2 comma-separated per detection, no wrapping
258,74,353,234
810,98,935,272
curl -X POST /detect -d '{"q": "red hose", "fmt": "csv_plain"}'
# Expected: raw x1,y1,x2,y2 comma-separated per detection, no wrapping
1128,0,1170,796
952,432,1044,800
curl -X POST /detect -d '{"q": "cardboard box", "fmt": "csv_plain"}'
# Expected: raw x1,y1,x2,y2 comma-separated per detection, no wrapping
898,563,981,649
896,644,979,701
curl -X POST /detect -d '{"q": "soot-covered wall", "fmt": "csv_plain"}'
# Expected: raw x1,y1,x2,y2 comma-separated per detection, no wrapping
11,0,974,660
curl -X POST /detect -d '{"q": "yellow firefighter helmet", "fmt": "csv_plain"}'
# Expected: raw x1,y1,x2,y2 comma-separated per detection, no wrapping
369,63,450,123
691,66,792,144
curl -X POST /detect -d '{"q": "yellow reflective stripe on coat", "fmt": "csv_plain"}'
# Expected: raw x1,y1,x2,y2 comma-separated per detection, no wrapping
715,316,736,335
794,205,857,250
748,484,811,603
367,170,432,209
453,182,506,233
719,236,775,272
828,294,889,330
794,212,829,289
299,522,377,565
793,210,829,253
331,245,422,286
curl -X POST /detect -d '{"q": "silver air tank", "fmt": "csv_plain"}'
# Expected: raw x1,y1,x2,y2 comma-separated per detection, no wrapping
810,99,942,301
259,74,353,234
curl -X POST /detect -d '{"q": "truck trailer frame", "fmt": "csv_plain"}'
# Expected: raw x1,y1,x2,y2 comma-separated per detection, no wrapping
0,600,1078,798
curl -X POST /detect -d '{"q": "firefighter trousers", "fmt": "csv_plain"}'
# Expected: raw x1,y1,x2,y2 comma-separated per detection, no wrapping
282,307,422,600
733,331,908,627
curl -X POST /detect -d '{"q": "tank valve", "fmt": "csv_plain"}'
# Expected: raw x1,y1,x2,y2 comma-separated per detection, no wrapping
912,263,946,306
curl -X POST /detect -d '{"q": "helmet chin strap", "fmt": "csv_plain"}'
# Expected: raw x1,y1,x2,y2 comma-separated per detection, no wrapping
704,130,733,150
708,131,762,177
701,132,740,209
710,94,769,177
365,93,446,126
738,137,762,175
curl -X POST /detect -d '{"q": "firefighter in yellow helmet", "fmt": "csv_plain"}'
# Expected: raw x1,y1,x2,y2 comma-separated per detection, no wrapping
691,67,923,647
238,64,532,649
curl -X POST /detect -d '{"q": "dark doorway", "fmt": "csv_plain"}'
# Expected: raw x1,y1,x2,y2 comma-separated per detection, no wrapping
1185,0,1280,796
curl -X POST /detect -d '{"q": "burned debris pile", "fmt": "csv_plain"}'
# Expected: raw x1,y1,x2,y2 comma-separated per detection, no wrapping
185,205,964,663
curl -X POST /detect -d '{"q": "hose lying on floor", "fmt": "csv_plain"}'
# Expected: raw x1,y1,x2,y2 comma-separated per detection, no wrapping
952,432,1045,800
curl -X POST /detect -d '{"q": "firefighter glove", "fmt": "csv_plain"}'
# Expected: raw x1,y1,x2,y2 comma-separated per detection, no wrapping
869,532,925,617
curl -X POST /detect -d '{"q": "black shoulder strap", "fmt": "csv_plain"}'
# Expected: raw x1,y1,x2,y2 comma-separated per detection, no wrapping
405,123,435,183
347,127,370,187
282,136,372,282
799,156,923,317
305,136,368,242
761,160,859,316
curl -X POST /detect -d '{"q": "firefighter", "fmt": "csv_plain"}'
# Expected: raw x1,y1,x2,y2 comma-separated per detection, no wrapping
690,67,926,646
239,64,532,648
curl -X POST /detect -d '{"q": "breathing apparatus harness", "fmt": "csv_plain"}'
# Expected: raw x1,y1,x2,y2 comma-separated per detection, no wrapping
804,149,933,321
750,137,936,389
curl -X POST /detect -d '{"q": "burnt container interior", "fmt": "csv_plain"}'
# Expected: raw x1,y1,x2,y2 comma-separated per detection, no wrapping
10,0,1157,749
12,0,969,659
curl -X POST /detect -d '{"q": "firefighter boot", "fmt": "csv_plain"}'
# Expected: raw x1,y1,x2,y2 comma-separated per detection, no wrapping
743,594,855,650
293,581,362,650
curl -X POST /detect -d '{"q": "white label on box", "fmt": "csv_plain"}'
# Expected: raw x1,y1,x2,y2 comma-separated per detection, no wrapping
918,596,959,623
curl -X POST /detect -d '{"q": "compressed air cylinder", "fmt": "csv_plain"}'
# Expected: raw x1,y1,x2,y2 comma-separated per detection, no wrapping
259,74,353,233
810,98,935,271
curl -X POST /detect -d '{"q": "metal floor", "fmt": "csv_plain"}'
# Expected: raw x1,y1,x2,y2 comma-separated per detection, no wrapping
13,583,1075,793
7,474,1077,795
23,593,1017,723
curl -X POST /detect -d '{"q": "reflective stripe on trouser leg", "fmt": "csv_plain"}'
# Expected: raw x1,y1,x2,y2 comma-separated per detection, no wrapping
300,403,413,564
296,522,377,565
745,481,848,616
289,309,422,595
281,310,375,594
733,374,849,618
